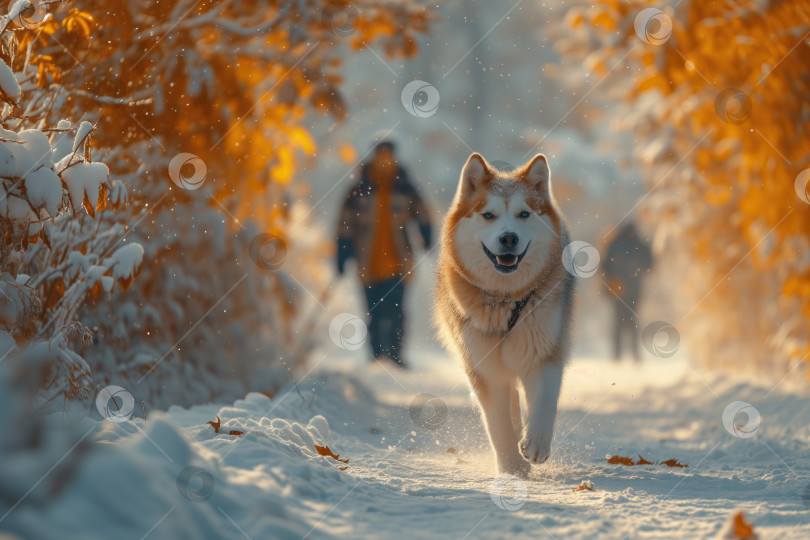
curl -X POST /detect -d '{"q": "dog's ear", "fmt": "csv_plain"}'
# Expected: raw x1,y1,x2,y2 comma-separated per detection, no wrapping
521,154,550,196
458,153,492,199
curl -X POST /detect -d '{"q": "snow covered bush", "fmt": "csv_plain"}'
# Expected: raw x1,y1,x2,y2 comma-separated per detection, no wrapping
77,164,316,407
0,0,432,407
0,3,142,402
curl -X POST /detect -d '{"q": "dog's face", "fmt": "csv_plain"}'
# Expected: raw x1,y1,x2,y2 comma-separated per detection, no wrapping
445,153,563,294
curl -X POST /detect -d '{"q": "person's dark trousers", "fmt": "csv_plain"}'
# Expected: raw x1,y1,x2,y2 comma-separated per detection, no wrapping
612,298,640,362
363,276,406,367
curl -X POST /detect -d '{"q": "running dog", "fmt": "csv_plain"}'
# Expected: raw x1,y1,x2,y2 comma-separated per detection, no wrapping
434,153,574,477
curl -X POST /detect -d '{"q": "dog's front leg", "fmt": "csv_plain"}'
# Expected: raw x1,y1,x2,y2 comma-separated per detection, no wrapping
519,360,563,464
474,376,531,477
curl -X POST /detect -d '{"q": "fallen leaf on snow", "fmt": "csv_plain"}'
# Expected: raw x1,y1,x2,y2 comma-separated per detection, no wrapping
607,455,635,466
717,511,758,539
572,480,595,492
314,444,349,464
207,415,245,436
606,454,689,467
446,447,457,454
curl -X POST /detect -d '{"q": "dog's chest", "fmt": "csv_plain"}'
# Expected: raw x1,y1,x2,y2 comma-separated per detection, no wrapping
462,293,562,371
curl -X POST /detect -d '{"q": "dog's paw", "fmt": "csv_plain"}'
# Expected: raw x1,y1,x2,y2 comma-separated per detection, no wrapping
497,456,531,478
519,433,552,464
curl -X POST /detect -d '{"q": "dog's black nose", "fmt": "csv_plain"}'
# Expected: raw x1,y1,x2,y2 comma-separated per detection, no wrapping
499,232,518,249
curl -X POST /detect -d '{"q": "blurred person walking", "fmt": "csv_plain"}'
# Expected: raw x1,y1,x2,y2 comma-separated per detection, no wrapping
335,138,432,368
603,221,653,362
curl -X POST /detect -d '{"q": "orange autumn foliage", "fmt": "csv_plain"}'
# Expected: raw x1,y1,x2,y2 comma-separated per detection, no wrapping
13,0,432,223
558,0,810,373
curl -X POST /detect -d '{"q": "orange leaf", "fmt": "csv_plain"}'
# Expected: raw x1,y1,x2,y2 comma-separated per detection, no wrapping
96,184,107,213
82,192,95,218
731,511,756,539
207,416,244,436
607,455,689,467
607,455,635,466
660,459,689,468
314,444,349,464
117,274,133,291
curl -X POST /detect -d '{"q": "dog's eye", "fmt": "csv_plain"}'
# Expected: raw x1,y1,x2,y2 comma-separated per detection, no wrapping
482,212,495,220
518,210,531,219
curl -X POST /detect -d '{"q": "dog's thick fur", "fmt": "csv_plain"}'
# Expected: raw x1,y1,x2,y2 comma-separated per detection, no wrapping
434,153,575,477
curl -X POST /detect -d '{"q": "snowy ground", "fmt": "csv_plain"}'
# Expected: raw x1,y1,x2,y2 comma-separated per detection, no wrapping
3,350,809,540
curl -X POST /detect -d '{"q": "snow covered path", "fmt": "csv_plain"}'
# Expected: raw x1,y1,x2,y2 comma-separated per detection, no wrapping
238,355,810,539
6,354,810,539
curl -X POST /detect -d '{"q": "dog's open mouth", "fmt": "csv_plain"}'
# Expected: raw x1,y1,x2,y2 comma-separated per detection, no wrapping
482,242,530,274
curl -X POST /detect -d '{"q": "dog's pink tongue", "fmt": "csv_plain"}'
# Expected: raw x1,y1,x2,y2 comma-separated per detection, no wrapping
497,254,517,266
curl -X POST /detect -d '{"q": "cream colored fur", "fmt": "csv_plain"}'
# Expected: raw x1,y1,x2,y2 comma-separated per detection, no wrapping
434,153,575,477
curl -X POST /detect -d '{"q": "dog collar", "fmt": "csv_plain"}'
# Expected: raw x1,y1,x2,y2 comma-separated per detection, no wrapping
476,285,536,333
507,289,535,332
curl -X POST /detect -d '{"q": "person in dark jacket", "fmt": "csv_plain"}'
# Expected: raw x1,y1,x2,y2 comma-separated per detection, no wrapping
336,139,432,368
603,221,653,362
